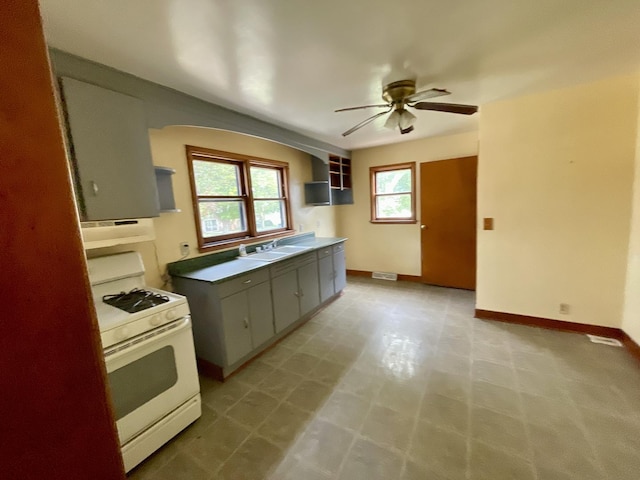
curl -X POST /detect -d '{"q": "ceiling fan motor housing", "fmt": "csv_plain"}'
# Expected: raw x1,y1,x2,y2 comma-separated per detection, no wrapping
382,79,416,105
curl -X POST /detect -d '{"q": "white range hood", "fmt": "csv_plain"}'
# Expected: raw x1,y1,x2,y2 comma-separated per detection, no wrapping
81,218,155,250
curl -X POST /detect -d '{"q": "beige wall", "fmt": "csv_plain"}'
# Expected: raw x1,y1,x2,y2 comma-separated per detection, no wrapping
477,74,639,328
338,131,478,276
87,126,338,288
622,77,640,343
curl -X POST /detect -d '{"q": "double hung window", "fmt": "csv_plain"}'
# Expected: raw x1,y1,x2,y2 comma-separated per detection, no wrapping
186,146,291,250
370,162,416,223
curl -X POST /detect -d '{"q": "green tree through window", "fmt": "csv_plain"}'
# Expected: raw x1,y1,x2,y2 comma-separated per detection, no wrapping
187,146,291,249
370,162,416,223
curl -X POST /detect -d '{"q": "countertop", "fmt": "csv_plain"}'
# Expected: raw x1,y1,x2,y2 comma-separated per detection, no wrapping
170,236,347,284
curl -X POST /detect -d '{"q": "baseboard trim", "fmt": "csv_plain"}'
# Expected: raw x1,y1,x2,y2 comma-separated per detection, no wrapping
474,309,623,338
475,308,640,364
622,332,640,364
346,269,422,283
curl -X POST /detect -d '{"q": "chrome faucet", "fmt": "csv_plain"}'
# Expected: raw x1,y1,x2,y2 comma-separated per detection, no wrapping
264,239,278,250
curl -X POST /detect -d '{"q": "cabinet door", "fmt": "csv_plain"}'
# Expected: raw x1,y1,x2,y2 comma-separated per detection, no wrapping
220,291,253,365
298,261,320,316
60,77,159,221
333,250,347,293
248,281,274,348
272,271,299,333
318,255,334,303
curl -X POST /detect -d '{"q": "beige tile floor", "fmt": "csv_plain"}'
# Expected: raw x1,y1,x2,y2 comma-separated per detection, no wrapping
128,277,640,480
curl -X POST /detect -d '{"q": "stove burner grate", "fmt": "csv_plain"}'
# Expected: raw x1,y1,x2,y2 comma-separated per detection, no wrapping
103,288,170,313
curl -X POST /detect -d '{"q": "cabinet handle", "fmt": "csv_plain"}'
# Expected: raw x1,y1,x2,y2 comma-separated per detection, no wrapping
91,181,99,196
242,279,252,284
243,318,249,329
293,291,299,297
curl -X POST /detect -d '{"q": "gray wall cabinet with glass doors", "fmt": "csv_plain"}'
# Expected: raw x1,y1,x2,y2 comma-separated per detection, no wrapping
172,241,346,379
59,77,159,221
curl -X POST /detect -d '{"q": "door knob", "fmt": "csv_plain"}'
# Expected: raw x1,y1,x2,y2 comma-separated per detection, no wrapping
421,225,427,230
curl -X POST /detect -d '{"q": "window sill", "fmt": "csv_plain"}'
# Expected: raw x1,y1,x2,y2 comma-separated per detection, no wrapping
198,230,297,253
370,219,418,225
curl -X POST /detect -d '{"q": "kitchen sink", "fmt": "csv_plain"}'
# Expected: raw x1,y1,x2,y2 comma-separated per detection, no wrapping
237,251,289,262
236,244,312,262
273,245,312,253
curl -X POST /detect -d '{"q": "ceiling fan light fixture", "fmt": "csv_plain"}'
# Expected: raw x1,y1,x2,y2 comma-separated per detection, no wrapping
399,110,416,130
384,110,400,129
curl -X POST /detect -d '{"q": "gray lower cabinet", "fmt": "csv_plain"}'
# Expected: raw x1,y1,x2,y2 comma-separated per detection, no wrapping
318,242,347,301
271,253,320,333
220,280,273,365
59,76,159,221
333,243,347,293
318,247,335,303
172,241,345,378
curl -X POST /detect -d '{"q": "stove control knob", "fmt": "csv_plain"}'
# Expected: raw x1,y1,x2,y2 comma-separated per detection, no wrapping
149,314,161,327
165,308,177,321
116,326,130,341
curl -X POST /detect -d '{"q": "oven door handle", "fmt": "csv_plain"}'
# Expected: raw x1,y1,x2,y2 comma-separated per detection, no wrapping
104,316,192,360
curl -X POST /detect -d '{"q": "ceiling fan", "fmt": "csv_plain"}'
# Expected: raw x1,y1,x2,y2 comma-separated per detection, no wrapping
335,79,478,136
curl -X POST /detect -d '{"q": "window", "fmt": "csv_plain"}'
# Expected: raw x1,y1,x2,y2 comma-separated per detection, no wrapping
186,146,292,250
370,162,416,223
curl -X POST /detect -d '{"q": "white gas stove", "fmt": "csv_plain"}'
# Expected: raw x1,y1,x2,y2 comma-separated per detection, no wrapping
87,252,190,349
86,251,201,473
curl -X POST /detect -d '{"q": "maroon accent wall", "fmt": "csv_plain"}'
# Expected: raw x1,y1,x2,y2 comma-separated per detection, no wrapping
0,2,125,478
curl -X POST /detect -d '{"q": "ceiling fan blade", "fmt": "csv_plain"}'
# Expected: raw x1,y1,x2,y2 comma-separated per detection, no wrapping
335,104,390,112
342,108,392,136
412,102,478,115
405,88,450,103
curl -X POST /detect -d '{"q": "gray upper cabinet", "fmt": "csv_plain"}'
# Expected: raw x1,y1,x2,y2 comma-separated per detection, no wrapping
60,77,159,221
304,156,353,205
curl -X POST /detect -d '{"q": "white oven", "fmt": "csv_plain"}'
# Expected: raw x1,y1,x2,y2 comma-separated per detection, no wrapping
87,252,201,472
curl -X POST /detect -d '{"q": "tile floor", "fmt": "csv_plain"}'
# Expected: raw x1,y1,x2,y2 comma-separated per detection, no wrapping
128,277,640,480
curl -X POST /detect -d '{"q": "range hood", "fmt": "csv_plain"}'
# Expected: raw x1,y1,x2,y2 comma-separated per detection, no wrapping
80,218,155,250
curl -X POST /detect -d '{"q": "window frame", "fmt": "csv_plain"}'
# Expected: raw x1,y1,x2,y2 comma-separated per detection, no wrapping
186,146,293,252
369,161,417,224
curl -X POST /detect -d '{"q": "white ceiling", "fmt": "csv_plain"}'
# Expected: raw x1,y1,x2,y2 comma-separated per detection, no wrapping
39,0,640,151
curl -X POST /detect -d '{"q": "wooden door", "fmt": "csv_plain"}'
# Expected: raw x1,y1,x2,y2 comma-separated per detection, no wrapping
420,156,477,289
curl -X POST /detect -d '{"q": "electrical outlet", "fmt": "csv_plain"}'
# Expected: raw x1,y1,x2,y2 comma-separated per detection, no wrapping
559,303,570,315
179,242,190,256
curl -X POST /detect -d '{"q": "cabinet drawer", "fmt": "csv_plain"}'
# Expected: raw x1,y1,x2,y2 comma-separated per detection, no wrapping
332,242,345,254
218,269,269,298
317,246,332,259
270,252,316,277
